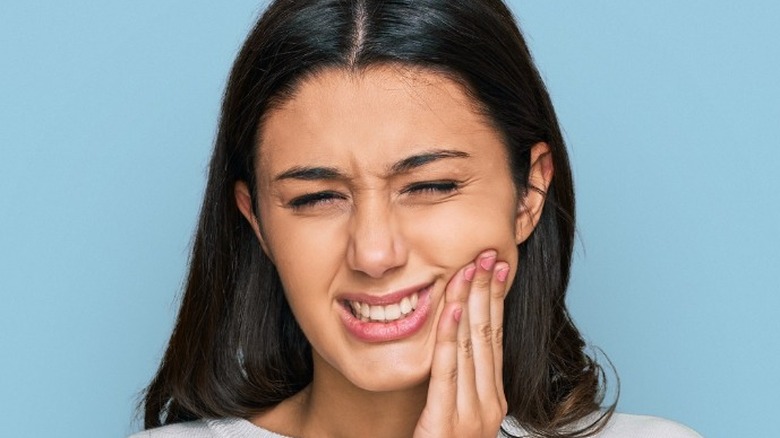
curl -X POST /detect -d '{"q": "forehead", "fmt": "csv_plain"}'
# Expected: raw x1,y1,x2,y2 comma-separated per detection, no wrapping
256,66,504,178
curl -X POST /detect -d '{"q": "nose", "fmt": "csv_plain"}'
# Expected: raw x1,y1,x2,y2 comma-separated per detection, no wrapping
346,198,408,279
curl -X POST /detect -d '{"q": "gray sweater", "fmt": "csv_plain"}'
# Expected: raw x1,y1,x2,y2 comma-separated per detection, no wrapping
129,413,702,437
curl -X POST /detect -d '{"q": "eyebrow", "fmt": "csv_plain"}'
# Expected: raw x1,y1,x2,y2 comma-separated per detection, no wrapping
273,149,470,182
389,149,470,174
274,166,342,181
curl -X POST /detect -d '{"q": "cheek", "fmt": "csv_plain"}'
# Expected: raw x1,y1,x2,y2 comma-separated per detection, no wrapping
262,220,345,350
401,193,519,270
260,212,347,307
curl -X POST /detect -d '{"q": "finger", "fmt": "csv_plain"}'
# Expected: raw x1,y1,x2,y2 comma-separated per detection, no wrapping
453,263,479,415
425,302,462,422
446,262,475,304
469,251,498,404
445,263,476,408
491,261,510,405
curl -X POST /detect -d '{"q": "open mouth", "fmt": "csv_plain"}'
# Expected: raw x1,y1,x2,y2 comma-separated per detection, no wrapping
343,292,420,323
338,284,433,342
344,292,420,322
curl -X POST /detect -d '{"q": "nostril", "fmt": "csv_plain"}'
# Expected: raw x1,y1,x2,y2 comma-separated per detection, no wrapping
347,209,408,278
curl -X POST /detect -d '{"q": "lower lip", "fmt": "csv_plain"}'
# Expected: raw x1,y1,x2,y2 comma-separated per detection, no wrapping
339,285,433,343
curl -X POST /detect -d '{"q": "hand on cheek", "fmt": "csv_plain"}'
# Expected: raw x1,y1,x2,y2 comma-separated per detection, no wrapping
414,251,510,438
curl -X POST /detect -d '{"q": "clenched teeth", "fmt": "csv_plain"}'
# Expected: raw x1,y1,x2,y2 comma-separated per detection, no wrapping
348,292,419,323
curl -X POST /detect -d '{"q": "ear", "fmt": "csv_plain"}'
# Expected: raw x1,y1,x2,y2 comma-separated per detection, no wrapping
234,181,272,257
515,142,554,244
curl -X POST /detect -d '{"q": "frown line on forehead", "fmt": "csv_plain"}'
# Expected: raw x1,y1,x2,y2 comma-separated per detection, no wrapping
272,148,470,182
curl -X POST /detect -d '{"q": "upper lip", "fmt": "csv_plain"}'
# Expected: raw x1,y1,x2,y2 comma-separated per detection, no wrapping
337,281,433,306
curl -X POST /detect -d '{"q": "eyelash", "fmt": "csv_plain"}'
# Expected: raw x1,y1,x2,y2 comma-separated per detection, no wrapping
402,180,459,195
287,180,460,210
288,191,345,209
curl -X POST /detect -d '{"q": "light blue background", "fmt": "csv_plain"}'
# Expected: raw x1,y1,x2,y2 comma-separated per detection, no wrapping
1,1,777,437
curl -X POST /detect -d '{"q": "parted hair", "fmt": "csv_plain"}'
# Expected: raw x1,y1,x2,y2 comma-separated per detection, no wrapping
142,1,614,437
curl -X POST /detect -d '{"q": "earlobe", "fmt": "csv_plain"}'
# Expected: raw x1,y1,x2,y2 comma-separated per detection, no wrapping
234,181,272,256
515,142,554,244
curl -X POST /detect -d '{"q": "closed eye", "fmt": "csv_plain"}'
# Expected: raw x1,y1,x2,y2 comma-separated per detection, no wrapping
288,191,346,209
287,181,459,210
402,180,460,195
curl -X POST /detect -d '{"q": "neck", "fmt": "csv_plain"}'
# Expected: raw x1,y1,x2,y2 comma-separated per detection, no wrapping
307,357,428,438
256,352,428,438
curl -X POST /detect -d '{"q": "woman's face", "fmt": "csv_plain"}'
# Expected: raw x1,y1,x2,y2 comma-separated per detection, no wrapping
243,66,526,392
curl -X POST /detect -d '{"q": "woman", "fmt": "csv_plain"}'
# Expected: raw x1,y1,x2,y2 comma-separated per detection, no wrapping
134,1,701,437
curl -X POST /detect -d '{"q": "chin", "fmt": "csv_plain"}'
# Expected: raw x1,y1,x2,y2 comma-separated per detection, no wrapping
330,341,435,393
347,362,431,393
308,287,446,394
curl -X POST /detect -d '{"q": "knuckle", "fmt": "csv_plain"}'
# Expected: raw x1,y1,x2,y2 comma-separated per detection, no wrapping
473,275,491,289
475,323,492,343
458,338,473,357
443,368,458,385
493,324,504,345
433,367,458,385
491,284,506,299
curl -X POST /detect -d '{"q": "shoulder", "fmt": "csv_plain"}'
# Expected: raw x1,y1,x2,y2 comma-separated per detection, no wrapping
128,420,214,438
500,412,701,438
591,413,702,438
128,418,289,438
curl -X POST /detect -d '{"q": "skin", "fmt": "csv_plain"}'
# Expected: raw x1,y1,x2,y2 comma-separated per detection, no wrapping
235,65,553,438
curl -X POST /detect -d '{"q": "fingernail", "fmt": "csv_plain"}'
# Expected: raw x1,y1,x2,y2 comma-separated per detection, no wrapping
453,307,463,323
479,252,497,270
463,264,476,281
496,266,509,282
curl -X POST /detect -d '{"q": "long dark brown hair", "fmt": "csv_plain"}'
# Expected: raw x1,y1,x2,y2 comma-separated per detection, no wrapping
141,1,615,436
